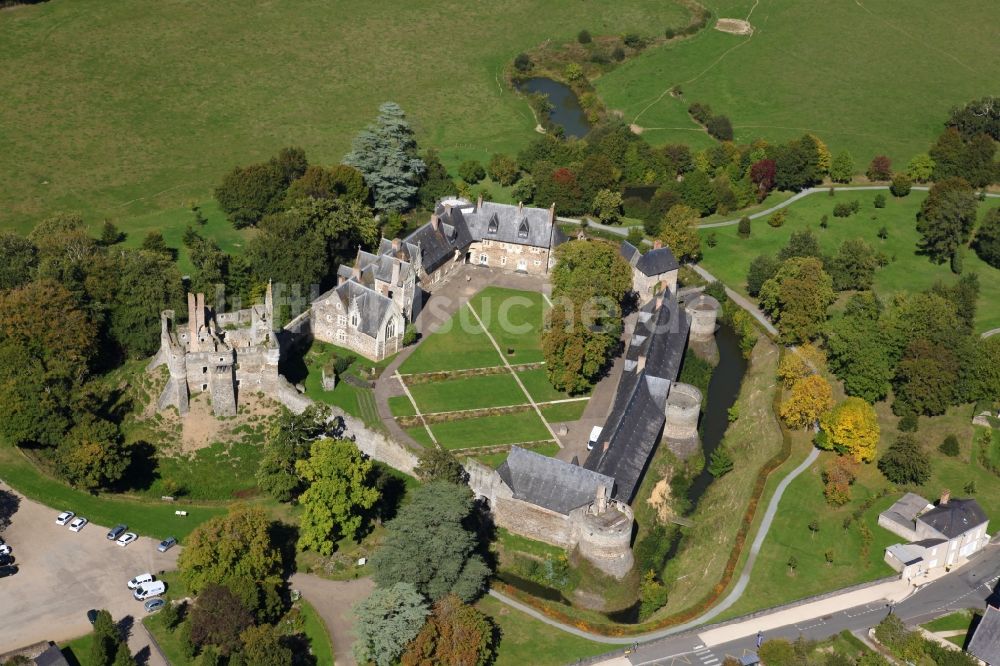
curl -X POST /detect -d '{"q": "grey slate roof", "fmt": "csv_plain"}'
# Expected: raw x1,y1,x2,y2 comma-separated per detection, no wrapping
880,492,933,532
620,241,680,277
497,446,614,515
34,645,71,666
918,498,989,539
886,543,925,566
314,279,395,339
626,293,690,381
403,215,469,274
355,250,410,288
969,605,1000,665
465,201,557,248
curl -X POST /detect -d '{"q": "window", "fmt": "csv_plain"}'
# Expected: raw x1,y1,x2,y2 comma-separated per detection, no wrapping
325,314,333,322
487,215,498,234
336,302,342,310
518,220,529,239
201,384,208,391
386,319,396,339
500,256,507,266
338,315,347,327
202,367,208,374
351,312,359,328
533,260,541,266
479,254,488,265
336,329,346,342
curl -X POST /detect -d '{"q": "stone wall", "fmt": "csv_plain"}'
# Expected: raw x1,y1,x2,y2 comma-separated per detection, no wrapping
468,240,550,275
664,382,702,459
633,269,679,303
311,301,404,362
573,502,635,579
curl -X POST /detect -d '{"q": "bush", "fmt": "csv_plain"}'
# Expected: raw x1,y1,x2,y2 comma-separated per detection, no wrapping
867,155,892,181
939,434,960,457
705,115,734,141
951,249,964,274
611,46,625,62
708,448,734,477
878,434,930,485
665,27,677,39
820,214,829,228
623,33,644,48
402,323,419,346
768,209,787,227
458,160,485,184
623,196,650,220
874,193,886,208
704,280,728,304
514,53,532,72
577,29,592,44
898,413,919,432
688,102,713,125
738,216,751,238
638,570,668,620
833,200,860,217
486,154,519,186
890,172,912,197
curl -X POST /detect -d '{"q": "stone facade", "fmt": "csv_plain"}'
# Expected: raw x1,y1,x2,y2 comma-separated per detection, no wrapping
468,238,552,275
663,382,703,459
685,293,721,342
621,239,680,303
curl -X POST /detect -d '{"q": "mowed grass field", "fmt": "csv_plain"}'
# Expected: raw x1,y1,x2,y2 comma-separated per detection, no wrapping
0,0,689,230
697,189,1000,332
597,0,1000,164
470,287,548,364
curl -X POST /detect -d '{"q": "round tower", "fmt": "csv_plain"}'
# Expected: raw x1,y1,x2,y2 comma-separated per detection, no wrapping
685,293,720,341
664,382,702,458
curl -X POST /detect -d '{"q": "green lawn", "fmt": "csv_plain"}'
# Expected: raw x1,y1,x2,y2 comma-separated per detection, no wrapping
698,189,1000,332
388,395,416,417
298,599,335,666
430,411,551,450
0,0,687,230
400,305,501,374
60,632,97,666
539,400,589,423
405,426,436,448
470,441,562,468
470,287,547,364
300,340,389,431
0,446,226,540
143,612,191,666
923,610,977,634
151,439,263,501
597,0,999,165
517,367,583,403
477,595,610,666
407,373,528,413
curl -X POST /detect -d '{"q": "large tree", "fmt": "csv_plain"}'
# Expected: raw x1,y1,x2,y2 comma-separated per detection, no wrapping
189,583,256,655
759,257,834,343
256,405,337,501
295,438,381,555
878,435,930,485
974,207,1000,269
0,232,38,290
371,481,490,602
828,239,880,291
916,177,977,264
779,374,833,429
108,249,185,358
353,583,429,666
893,339,960,416
238,624,293,666
657,204,701,261
824,297,895,403
819,397,880,463
401,594,495,666
550,239,632,303
344,102,426,211
57,416,130,491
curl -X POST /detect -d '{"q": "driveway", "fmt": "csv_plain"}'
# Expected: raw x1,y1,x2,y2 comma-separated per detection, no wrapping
0,484,179,656
291,573,374,666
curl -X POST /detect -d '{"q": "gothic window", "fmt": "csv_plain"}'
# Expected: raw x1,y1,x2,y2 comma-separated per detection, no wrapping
338,315,347,327
385,318,396,339
337,329,346,342
351,311,359,328
518,220,529,239
202,367,208,374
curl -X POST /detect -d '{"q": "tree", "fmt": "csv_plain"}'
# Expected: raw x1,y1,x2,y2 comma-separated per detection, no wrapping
657,204,701,261
140,231,172,258
890,172,912,197
893,339,960,416
705,115,734,141
239,624,293,666
829,238,879,291
371,481,490,602
257,406,338,501
759,639,796,666
776,343,825,387
906,153,935,182
99,220,125,246
779,374,834,429
486,153,519,186
458,160,485,184
777,228,822,261
0,232,38,291
707,448,734,477
90,610,121,666
344,102,426,211
57,417,129,490
974,207,1000,268
968,336,1000,402
746,254,780,297
829,151,855,183
415,447,467,485
543,301,620,394
535,167,585,215
819,397,880,463
822,456,857,506
824,303,894,403
680,169,715,215
550,239,632,305
759,257,834,343
286,164,369,203
638,570,669,620
963,133,997,188
738,216,751,238
591,189,624,224
401,594,495,666
109,249,185,358
353,583,429,666
215,161,288,228
577,29,592,44
867,155,892,181
189,584,255,655
417,149,456,208
773,136,820,191
879,434,930,485
939,434,961,457
916,177,978,264
295,438,381,555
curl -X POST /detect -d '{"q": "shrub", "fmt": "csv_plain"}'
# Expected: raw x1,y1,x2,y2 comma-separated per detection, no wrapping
486,154,519,186
665,27,677,39
898,413,919,432
577,29,592,44
833,200,860,217
638,570,668,620
874,193,886,208
403,323,419,346
768,209,787,227
611,46,625,61
564,62,584,82
878,226,888,239
514,53,532,72
867,155,892,181
820,214,829,228
706,231,718,247
706,115,734,141
704,280,728,304
939,434,960,457
623,33,644,49
626,226,645,246
738,216,751,238
822,457,857,506
708,448,734,477
890,172,912,197
458,160,485,184
951,249,964,274
687,102,713,125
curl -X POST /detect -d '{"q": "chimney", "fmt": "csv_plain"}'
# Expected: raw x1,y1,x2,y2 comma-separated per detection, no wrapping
517,201,524,215
653,239,662,250
549,203,556,224
390,258,401,287
476,193,484,210
940,489,951,505
196,293,206,331
430,213,440,231
655,293,664,310
351,262,361,281
595,484,608,515
392,237,401,254
443,203,452,218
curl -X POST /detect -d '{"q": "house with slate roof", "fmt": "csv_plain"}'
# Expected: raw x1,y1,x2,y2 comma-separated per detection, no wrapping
969,604,1000,665
311,275,407,362
620,239,680,301
880,490,990,580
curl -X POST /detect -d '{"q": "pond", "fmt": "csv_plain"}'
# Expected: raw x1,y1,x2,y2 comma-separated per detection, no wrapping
518,77,592,139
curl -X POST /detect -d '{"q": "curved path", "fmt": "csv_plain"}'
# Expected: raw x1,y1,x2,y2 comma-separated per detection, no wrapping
982,328,1000,339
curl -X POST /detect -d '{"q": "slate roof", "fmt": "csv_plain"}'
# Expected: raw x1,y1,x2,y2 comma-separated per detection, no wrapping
880,492,933,532
355,250,411,288
403,213,470,274
969,604,1000,665
441,199,563,249
919,498,989,539
34,645,71,666
620,241,680,277
314,279,395,339
626,293,690,381
497,446,615,515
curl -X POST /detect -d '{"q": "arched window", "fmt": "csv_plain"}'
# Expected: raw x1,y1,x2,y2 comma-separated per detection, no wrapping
351,311,359,328
385,318,396,339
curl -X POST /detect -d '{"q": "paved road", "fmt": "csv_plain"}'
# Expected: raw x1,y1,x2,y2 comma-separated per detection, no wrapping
0,484,179,658
291,573,374,666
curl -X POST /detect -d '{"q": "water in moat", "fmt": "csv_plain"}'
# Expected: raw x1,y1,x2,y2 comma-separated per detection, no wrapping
518,77,592,139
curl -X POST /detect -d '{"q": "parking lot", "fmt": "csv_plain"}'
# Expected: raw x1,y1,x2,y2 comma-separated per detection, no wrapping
0,483,179,654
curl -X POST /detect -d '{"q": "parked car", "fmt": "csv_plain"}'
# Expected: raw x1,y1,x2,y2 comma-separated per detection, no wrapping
0,565,17,578
116,532,138,548
157,536,177,553
0,554,12,567
68,517,88,532
86,609,99,625
133,580,166,601
127,573,154,589
106,524,127,540
0,545,11,557
55,511,75,526
143,598,166,613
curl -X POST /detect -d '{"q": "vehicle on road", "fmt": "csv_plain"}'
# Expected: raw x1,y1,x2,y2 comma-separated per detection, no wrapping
587,426,602,452
55,511,75,526
68,517,88,532
0,545,10,556
86,609,99,625
143,598,166,613
0,565,17,578
133,580,166,601
106,524,127,540
157,536,177,552
0,554,12,567
127,573,154,589
116,532,138,548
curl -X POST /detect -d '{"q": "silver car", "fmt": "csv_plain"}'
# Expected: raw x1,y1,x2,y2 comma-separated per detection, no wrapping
143,598,166,613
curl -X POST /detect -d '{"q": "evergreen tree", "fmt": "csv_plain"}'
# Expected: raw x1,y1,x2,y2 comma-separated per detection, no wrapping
916,177,977,264
974,207,1000,268
353,583,429,666
344,102,426,212
680,169,716,215
878,434,930,485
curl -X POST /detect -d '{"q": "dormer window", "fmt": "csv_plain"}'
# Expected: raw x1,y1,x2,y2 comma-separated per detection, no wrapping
517,220,529,239
487,215,498,235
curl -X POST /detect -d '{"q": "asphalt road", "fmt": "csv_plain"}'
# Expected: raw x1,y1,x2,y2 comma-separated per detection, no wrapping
621,545,1000,666
0,484,178,658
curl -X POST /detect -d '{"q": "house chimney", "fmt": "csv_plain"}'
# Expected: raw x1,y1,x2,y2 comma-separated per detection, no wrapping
653,239,662,250
517,201,524,215
940,489,951,505
595,484,608,514
392,237,401,254
390,258,401,287
430,213,440,231
549,203,556,224
476,193,484,210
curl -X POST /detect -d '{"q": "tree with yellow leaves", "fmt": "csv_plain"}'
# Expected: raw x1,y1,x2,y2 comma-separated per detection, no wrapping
657,204,701,261
779,374,834,429
776,344,827,388
819,397,880,463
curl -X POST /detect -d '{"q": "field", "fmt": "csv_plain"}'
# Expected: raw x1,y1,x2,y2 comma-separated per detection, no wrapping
597,0,1000,165
0,0,689,230
697,189,1000,332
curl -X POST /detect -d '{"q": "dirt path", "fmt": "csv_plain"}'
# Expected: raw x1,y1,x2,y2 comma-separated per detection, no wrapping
290,573,374,666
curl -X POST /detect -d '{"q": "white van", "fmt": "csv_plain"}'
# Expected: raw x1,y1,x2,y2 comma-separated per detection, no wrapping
127,573,154,590
134,580,166,601
587,426,603,451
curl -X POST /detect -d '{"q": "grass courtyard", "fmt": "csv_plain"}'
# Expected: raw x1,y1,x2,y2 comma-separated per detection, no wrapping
597,0,1000,165
698,189,1000,332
